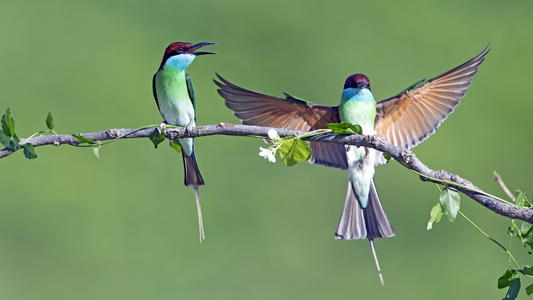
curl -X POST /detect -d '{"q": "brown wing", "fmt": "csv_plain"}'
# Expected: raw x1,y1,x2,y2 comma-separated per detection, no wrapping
214,74,348,169
375,46,489,149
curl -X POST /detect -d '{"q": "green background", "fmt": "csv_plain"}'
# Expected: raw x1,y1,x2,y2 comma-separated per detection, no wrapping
1,0,532,299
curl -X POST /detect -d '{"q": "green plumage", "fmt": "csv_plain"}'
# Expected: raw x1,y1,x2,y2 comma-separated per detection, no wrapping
153,66,195,156
339,88,377,208
152,43,214,242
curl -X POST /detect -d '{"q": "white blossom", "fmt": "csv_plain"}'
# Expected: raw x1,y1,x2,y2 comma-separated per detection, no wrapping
258,147,276,163
267,129,280,140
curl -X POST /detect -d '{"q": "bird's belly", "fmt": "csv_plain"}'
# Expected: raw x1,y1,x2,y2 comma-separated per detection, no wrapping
158,97,194,126
346,145,377,208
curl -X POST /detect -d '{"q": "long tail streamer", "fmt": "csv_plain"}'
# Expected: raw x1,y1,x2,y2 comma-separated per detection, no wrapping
193,186,205,242
369,239,385,285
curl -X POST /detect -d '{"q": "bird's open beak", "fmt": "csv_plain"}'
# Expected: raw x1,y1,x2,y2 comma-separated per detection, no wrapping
189,42,216,56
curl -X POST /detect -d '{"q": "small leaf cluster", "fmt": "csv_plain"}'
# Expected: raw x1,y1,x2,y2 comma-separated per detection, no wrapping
508,190,533,254
0,108,20,151
258,122,364,166
148,127,182,154
0,108,56,159
427,187,461,230
258,129,312,167
277,138,311,166
496,190,533,299
497,267,533,299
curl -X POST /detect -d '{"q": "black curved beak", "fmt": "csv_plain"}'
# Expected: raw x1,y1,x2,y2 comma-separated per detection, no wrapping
189,42,216,56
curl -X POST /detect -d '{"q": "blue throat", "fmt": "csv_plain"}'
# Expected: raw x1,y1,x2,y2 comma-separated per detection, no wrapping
164,54,196,70
342,88,374,102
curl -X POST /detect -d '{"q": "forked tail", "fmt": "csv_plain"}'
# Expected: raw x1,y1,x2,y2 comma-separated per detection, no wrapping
335,180,395,284
335,180,395,240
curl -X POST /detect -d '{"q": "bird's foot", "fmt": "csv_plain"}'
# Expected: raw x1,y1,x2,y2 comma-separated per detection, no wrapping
184,121,196,136
157,122,168,134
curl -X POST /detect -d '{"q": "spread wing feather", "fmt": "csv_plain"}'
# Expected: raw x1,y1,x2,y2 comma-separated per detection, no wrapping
215,74,348,169
375,46,489,150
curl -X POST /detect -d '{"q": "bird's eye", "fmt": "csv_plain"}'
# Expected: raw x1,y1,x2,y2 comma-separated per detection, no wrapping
177,47,183,52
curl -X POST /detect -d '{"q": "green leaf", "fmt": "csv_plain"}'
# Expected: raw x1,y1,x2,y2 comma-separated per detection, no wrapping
72,134,96,144
8,138,20,150
503,277,520,300
149,128,165,148
1,108,15,137
498,269,517,289
169,141,182,153
92,147,100,159
0,109,19,150
526,283,533,295
1,133,20,150
45,112,54,130
439,187,461,222
427,203,443,230
277,139,312,166
23,142,37,159
0,132,10,148
326,123,363,135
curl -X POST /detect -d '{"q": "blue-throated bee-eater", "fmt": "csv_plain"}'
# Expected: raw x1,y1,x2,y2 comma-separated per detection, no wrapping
215,46,489,283
153,41,215,241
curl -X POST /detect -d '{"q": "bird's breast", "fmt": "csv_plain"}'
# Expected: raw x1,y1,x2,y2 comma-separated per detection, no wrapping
154,68,193,126
339,99,376,135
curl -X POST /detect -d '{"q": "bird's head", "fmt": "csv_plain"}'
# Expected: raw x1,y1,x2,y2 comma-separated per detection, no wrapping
342,74,373,101
344,74,371,90
160,41,216,69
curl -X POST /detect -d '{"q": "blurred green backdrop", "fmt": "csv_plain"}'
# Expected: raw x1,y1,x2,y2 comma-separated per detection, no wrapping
1,0,532,299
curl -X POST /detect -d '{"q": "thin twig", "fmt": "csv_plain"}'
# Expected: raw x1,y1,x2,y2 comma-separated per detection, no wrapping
1,123,532,224
493,171,516,202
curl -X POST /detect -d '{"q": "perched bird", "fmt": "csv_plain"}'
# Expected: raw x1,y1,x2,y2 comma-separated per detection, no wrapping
215,46,489,283
153,41,215,241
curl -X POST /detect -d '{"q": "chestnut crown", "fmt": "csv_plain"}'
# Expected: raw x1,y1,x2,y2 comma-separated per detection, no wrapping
344,74,371,90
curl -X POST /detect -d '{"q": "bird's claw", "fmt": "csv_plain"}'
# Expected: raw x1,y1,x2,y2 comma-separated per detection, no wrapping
157,122,167,135
184,121,196,136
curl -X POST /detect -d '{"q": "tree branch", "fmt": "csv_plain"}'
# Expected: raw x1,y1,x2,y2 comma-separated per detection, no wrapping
2,123,532,223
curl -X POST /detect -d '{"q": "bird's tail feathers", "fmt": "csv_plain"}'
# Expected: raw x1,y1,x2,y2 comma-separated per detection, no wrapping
181,151,206,242
335,180,395,240
182,151,205,187
335,180,394,285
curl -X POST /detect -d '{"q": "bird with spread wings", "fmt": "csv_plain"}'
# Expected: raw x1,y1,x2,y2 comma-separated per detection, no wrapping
214,46,489,283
